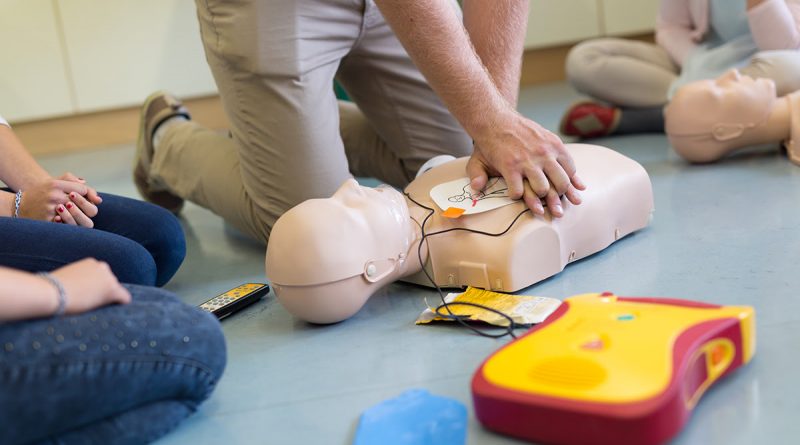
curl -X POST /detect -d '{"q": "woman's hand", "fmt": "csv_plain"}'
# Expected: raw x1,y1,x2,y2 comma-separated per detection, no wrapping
49,258,131,315
54,172,102,227
58,172,102,204
18,178,86,221
20,177,97,227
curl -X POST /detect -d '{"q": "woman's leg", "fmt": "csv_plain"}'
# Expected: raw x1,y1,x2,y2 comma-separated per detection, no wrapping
0,217,158,285
741,50,800,96
0,284,226,445
612,106,666,135
38,400,200,445
565,38,678,107
561,38,678,138
90,193,186,286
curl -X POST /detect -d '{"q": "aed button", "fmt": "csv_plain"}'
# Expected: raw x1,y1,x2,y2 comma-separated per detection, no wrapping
703,339,735,379
710,343,728,366
579,334,609,351
580,339,605,350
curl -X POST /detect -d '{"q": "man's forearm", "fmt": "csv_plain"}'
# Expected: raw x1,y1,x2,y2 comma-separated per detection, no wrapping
374,0,511,140
463,0,529,107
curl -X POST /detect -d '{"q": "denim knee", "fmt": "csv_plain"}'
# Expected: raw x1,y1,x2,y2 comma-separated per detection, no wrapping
0,285,226,445
105,241,158,286
126,285,227,385
138,205,186,286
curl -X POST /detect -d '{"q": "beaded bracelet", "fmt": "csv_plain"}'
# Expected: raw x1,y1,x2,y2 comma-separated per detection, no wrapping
12,189,22,218
37,272,67,317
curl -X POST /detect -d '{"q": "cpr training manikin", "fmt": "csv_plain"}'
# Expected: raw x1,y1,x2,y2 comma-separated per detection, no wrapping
665,69,800,164
266,143,654,324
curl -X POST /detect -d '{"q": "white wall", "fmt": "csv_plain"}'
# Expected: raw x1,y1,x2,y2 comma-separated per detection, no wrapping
0,0,659,122
525,0,659,49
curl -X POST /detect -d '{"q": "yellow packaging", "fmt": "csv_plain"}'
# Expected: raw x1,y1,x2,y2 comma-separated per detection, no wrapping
416,287,562,327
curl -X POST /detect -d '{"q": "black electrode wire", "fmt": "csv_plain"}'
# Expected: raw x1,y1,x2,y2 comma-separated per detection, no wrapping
405,192,534,339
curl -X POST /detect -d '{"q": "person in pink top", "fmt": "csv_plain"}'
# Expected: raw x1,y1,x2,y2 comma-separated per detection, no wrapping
559,0,800,139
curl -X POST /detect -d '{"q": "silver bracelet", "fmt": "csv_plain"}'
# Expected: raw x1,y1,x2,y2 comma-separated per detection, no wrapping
12,189,22,218
38,272,67,317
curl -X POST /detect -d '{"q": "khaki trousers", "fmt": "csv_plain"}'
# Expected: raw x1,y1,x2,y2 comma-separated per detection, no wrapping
566,37,800,107
150,0,471,243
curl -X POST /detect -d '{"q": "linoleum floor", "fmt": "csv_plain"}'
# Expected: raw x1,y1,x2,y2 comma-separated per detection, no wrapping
36,82,800,445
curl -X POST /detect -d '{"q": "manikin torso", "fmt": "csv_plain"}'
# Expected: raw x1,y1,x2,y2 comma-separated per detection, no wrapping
400,143,654,292
266,143,654,323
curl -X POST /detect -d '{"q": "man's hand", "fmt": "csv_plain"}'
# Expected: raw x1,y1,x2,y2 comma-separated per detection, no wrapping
467,110,585,217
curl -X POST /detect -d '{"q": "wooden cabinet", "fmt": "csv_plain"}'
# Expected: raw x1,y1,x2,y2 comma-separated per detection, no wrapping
1,0,660,122
602,0,659,36
0,0,215,122
526,0,601,49
0,0,74,122
56,0,216,113
525,0,659,49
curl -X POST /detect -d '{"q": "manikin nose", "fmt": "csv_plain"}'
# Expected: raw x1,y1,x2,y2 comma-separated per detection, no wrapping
335,178,365,198
719,69,741,83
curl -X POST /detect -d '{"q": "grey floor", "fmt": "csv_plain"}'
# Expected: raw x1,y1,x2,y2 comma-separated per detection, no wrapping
37,82,800,445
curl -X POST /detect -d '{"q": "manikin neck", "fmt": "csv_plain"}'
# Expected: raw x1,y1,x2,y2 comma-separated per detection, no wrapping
396,199,432,278
732,96,791,146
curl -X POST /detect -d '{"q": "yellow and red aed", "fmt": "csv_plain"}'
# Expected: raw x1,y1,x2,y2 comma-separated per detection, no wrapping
472,293,755,445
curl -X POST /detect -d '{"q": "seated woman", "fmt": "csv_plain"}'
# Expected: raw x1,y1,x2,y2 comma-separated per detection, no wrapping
0,258,226,444
266,144,654,324
0,114,185,286
664,69,797,163
560,0,800,139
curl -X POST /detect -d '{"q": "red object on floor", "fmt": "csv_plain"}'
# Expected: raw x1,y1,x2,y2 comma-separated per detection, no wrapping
559,101,621,138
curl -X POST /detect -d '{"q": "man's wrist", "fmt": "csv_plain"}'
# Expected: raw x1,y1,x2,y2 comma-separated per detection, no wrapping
466,102,518,146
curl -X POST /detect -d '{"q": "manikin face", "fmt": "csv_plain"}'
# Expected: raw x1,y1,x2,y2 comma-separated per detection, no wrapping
665,70,777,138
266,179,412,287
331,180,409,228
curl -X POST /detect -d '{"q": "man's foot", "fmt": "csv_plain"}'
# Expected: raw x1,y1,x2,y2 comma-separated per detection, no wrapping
134,91,190,214
559,101,621,139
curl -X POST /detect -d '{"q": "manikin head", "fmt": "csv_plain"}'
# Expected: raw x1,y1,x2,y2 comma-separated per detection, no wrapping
265,179,413,324
665,69,777,162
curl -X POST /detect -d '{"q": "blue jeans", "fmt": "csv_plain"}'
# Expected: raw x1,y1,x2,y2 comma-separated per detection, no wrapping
0,285,226,445
0,193,185,286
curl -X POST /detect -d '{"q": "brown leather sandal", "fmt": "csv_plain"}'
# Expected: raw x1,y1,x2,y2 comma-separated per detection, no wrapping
134,91,190,214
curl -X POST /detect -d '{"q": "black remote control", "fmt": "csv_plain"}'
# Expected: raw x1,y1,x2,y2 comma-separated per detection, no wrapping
198,283,270,320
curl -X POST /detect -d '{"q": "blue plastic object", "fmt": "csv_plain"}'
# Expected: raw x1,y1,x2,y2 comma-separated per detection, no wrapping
353,389,467,445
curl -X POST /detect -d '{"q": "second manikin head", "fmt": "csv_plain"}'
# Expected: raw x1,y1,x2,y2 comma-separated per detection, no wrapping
665,69,777,162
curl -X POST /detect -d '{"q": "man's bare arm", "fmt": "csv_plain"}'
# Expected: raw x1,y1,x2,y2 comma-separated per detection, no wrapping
462,0,529,107
374,0,584,216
